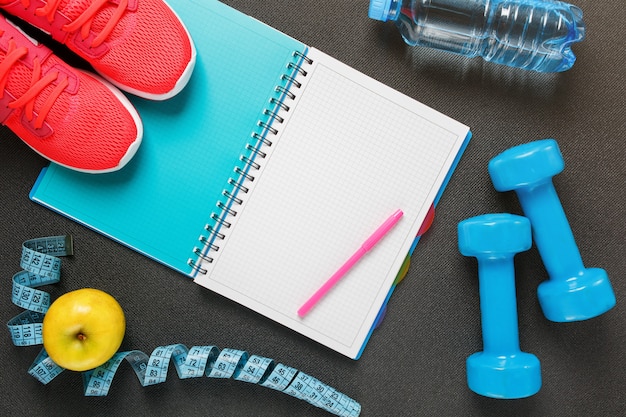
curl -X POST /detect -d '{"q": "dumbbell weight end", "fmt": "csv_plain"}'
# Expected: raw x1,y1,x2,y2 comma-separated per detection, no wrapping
538,267,615,322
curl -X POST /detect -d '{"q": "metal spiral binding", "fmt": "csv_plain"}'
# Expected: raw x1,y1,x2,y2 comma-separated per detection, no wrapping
269,99,289,114
189,50,313,273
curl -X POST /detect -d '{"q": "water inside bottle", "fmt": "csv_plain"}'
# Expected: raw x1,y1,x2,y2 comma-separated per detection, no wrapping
395,0,585,72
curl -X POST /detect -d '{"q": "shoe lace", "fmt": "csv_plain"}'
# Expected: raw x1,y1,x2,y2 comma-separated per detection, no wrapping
0,31,69,129
25,0,129,48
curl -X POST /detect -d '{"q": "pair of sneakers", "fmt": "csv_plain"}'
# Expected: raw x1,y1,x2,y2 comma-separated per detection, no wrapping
0,0,196,173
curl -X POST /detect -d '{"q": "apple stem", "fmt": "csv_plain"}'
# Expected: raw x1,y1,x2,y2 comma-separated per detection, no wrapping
77,333,87,341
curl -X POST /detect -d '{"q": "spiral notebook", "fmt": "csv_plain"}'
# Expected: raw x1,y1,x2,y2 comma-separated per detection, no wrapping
30,0,471,359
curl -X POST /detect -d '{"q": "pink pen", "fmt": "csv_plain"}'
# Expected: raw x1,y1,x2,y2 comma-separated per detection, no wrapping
297,209,404,318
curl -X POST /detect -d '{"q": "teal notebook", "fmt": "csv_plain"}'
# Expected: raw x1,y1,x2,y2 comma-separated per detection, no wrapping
30,0,471,359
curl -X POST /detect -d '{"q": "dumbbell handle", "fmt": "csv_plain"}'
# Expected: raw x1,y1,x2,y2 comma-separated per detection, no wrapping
516,181,585,280
477,257,520,354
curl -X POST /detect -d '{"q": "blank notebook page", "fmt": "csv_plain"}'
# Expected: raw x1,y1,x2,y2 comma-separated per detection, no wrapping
194,48,469,358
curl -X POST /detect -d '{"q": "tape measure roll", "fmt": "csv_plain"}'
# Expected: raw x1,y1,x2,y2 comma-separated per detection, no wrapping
8,236,72,347
7,236,361,417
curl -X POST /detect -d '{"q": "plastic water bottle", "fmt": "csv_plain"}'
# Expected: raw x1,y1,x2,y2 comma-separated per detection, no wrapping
368,0,585,72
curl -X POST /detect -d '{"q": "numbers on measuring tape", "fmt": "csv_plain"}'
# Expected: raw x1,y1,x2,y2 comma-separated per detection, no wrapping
7,236,72,347
21,235,72,279
6,236,361,417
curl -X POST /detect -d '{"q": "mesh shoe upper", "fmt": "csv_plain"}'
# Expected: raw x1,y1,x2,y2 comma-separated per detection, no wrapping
2,0,196,100
0,15,142,173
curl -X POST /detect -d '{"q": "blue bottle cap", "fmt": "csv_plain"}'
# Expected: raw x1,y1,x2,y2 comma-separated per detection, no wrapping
368,0,394,21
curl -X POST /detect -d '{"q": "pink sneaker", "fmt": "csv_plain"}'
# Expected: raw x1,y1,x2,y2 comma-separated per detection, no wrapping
0,15,142,173
2,0,196,100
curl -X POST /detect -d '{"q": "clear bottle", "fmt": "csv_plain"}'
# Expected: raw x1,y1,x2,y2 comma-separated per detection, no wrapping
368,0,585,72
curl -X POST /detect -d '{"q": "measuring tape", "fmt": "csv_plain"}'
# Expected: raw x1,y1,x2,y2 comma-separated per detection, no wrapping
7,236,361,417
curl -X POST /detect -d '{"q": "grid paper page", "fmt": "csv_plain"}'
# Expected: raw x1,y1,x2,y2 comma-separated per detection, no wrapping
194,48,469,359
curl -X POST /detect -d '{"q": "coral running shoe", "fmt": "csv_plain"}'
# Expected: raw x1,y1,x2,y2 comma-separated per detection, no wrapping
1,0,196,100
0,15,142,173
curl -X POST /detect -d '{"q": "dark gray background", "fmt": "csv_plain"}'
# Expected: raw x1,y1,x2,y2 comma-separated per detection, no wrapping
1,1,624,416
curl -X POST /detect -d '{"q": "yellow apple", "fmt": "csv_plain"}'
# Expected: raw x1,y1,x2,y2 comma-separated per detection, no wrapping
42,288,126,372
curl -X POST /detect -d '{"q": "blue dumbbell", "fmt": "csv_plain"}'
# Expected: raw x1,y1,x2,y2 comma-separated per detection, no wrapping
458,213,541,399
489,139,615,322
